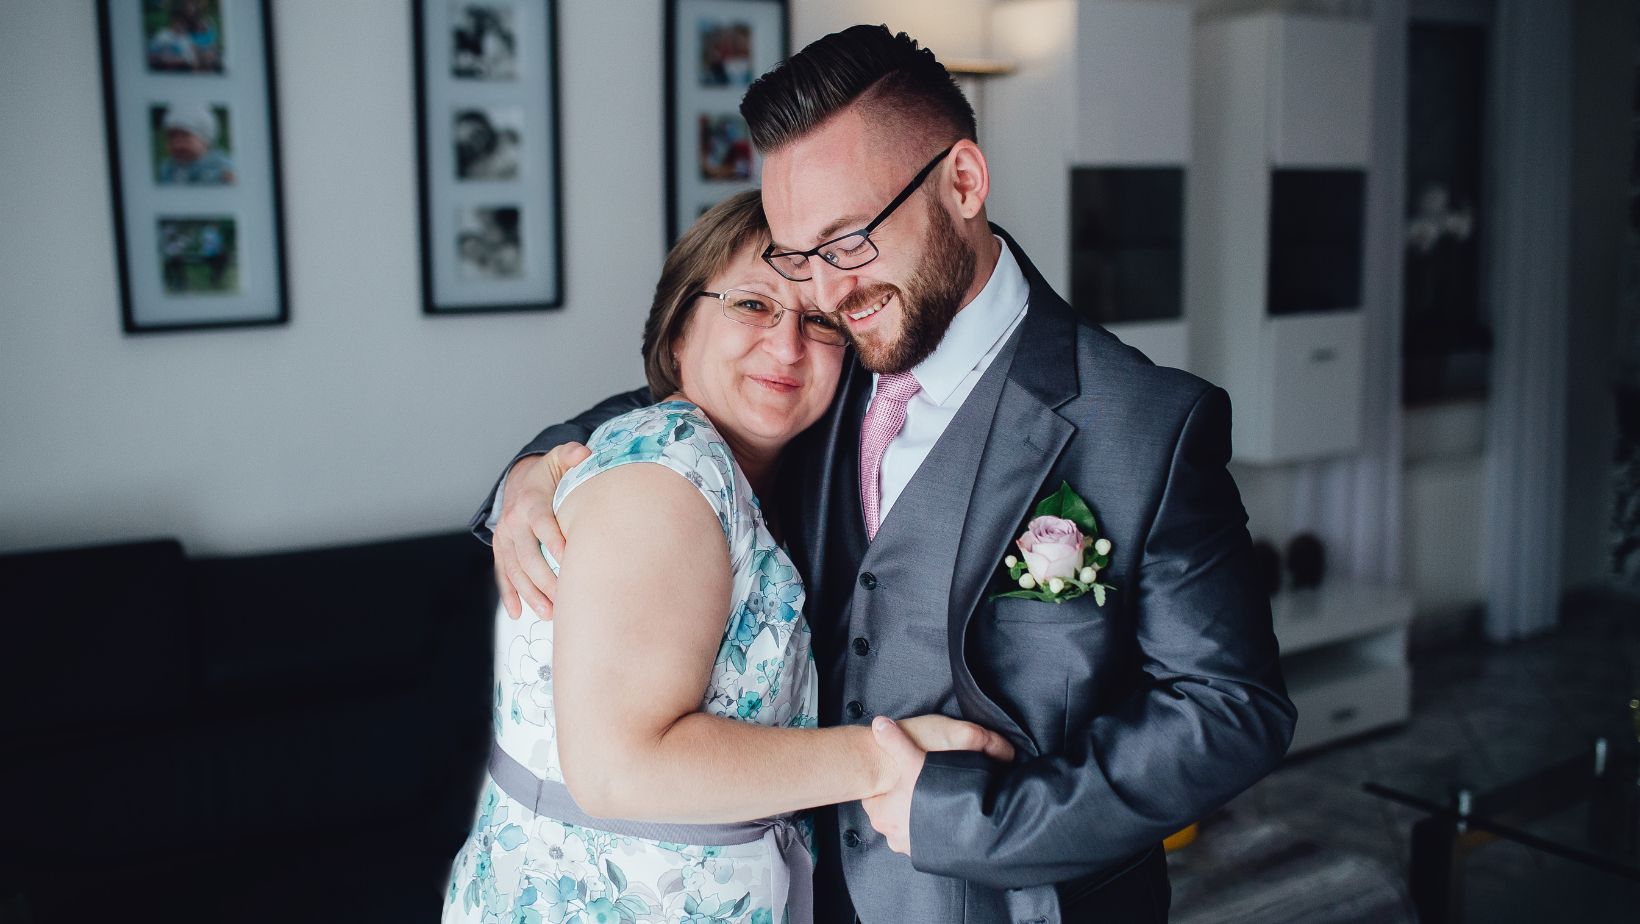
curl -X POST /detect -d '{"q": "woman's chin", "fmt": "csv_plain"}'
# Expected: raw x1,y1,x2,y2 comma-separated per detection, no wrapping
736,401,816,447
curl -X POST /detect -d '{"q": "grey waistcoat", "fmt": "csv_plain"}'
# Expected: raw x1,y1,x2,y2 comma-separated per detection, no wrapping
824,332,1049,924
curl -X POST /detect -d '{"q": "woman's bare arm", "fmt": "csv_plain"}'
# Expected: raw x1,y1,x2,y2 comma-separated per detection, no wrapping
551,463,1008,824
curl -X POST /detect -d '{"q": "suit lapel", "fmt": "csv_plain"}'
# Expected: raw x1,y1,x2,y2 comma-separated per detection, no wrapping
945,228,1083,756
798,352,870,610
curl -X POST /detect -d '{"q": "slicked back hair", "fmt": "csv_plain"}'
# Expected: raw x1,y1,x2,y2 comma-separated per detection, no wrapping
740,24,975,155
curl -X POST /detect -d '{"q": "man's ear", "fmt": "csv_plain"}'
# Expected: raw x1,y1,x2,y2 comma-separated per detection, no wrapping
946,139,989,220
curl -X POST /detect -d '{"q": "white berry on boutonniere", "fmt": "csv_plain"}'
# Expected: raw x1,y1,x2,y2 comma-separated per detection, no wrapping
991,482,1115,606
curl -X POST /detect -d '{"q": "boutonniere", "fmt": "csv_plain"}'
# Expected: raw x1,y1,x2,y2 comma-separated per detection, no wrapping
990,481,1115,606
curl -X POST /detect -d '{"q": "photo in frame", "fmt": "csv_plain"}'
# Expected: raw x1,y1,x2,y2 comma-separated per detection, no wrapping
665,0,788,244
98,0,287,333
414,0,564,314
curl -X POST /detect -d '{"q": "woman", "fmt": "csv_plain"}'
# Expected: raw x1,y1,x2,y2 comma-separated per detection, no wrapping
443,192,1010,924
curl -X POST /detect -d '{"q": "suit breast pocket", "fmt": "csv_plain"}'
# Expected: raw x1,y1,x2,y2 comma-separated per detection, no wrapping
972,590,1119,754
989,588,1114,625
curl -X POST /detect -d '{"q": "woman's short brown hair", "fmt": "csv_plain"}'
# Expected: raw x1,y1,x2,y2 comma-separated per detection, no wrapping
641,190,771,398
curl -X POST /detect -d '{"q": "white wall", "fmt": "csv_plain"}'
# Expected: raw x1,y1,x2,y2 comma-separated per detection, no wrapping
0,0,665,555
792,0,993,56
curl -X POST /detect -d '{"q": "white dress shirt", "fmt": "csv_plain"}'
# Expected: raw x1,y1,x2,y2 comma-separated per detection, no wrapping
874,238,1030,523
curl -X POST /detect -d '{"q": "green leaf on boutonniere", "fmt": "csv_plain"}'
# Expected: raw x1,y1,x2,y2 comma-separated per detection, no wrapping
992,588,1071,604
988,577,1114,606
1033,481,1099,537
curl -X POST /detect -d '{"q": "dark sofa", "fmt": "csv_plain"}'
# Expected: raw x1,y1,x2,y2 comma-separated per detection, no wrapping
0,531,497,923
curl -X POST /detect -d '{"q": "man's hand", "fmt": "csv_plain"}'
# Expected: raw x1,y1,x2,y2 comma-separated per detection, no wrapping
493,442,590,620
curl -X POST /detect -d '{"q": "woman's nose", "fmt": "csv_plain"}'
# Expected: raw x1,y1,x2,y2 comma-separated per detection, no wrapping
763,309,807,362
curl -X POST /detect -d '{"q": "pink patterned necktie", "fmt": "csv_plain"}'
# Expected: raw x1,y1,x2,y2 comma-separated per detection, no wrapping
860,371,921,540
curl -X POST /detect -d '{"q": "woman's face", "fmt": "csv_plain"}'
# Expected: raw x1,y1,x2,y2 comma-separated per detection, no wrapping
672,243,845,454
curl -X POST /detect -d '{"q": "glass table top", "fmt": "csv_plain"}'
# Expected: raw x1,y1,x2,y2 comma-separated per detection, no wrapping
1364,733,1640,881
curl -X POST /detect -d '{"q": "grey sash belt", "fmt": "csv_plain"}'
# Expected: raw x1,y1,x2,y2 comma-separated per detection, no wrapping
487,741,813,923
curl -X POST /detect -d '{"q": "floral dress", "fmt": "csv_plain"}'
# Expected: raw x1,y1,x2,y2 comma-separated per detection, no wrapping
444,401,819,924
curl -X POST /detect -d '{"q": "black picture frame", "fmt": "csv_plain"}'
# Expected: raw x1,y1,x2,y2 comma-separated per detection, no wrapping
98,0,289,334
414,0,565,314
664,0,788,245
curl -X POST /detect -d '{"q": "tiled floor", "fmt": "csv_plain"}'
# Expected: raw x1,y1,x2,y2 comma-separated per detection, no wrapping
1192,587,1640,922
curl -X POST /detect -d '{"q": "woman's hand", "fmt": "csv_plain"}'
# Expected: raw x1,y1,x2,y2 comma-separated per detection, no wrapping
862,714,1014,800
896,714,1016,762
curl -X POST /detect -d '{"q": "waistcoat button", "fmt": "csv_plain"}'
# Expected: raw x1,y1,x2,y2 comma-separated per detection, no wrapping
859,572,877,589
845,700,864,720
844,829,863,848
851,637,871,656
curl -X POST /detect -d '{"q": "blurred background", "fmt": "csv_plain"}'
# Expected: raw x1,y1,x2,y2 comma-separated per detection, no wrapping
1,0,1635,921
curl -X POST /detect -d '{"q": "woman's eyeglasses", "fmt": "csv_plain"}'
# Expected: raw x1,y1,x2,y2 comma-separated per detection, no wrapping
694,289,849,346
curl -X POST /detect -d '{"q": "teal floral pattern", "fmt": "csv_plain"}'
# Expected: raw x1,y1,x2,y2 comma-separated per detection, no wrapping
445,401,818,924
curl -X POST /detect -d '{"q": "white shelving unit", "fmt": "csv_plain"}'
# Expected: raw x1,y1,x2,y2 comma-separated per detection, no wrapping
1273,581,1414,754
986,0,1192,371
1187,11,1375,463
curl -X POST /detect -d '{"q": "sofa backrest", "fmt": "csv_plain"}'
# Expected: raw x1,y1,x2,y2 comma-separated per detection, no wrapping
0,538,194,737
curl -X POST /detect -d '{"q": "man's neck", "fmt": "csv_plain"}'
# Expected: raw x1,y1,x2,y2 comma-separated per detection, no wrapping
953,232,1004,317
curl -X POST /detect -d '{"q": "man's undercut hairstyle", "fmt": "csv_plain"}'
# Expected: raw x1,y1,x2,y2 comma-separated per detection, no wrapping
740,24,976,154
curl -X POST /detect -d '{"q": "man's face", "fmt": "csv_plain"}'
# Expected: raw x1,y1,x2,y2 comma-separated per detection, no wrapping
760,109,975,374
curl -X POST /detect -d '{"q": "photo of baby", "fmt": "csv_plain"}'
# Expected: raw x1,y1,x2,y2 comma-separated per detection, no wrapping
151,103,235,186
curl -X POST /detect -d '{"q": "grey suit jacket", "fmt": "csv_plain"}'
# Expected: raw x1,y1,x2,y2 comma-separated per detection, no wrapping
470,226,1297,923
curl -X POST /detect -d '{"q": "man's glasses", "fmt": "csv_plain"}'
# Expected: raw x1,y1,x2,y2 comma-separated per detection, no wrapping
695,289,849,346
761,144,956,282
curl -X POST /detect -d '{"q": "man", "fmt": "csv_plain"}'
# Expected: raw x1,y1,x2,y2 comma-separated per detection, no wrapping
474,26,1294,924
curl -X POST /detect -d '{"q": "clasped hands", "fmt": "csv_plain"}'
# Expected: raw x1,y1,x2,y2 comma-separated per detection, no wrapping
492,444,1016,855
870,714,1014,856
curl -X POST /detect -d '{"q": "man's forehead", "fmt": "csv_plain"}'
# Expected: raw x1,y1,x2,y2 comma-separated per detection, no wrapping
761,112,898,244
763,155,891,246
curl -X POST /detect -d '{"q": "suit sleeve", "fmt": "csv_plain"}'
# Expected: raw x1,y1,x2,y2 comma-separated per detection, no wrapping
467,387,654,544
907,385,1297,888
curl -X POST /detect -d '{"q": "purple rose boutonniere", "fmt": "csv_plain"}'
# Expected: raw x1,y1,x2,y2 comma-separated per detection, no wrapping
991,482,1115,606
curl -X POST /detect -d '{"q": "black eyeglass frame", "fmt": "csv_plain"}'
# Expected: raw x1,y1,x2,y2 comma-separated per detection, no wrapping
760,143,957,282
692,288,849,346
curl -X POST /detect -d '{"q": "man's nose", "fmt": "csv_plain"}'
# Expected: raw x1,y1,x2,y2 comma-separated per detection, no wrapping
806,258,856,314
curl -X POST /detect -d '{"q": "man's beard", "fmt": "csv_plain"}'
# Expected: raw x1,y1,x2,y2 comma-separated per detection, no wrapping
838,198,976,375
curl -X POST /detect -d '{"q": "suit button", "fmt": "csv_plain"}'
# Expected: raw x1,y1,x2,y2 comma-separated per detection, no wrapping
852,637,871,656
859,572,877,590
845,700,864,720
844,829,863,848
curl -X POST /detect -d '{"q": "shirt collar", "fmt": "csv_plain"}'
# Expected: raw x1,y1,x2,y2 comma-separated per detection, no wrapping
895,236,1030,406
